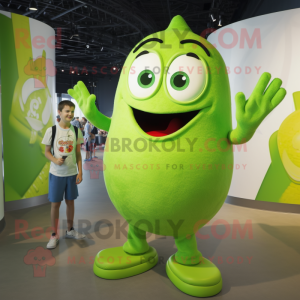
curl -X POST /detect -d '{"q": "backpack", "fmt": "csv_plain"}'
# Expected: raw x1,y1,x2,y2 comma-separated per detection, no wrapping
91,126,98,135
51,125,78,155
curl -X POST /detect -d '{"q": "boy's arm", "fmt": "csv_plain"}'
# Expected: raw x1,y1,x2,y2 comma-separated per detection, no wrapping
76,144,83,184
45,145,64,166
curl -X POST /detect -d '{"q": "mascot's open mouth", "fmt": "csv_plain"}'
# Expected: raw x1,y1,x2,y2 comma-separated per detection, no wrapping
132,107,200,137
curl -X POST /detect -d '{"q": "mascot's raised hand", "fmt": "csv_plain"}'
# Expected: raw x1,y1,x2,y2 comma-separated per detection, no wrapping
229,72,286,144
68,81,111,131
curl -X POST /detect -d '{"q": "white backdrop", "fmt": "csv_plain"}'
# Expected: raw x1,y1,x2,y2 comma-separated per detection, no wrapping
208,8,300,200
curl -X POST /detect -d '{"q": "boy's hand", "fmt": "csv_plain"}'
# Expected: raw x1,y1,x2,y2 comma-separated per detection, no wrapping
76,173,82,185
56,158,65,166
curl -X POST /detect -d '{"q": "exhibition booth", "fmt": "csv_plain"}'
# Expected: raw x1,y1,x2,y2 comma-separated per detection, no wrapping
207,9,300,212
0,6,299,299
1,9,299,230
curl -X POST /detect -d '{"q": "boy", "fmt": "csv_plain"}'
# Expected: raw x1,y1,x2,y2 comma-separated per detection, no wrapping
42,100,85,249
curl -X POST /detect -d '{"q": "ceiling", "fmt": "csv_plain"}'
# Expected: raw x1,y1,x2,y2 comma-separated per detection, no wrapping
0,0,243,86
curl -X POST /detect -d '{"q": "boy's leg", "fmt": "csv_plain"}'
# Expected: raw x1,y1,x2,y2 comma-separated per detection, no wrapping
65,199,74,231
64,176,85,239
50,202,61,235
48,173,65,236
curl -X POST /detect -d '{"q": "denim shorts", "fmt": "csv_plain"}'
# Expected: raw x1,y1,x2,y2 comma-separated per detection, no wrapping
48,173,79,202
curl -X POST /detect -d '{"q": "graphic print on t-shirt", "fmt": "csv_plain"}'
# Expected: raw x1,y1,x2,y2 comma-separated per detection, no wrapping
56,134,74,156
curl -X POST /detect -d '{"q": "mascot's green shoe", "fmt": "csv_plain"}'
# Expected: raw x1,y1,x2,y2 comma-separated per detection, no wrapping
93,246,158,279
166,255,222,297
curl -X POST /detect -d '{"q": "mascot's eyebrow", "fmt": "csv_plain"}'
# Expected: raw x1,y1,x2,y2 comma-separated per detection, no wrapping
186,53,200,60
133,38,163,53
180,39,210,57
136,50,149,59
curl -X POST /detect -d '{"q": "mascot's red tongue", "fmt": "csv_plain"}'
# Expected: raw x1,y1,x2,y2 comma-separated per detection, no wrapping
146,118,183,137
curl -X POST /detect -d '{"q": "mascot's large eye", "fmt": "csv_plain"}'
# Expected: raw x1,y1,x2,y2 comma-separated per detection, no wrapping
166,54,207,102
137,70,155,88
128,52,161,99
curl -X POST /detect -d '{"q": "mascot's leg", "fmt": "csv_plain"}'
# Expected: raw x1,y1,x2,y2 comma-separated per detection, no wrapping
166,234,222,297
93,224,158,279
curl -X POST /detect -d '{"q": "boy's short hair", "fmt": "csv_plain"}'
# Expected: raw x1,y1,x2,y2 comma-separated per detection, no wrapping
58,100,75,112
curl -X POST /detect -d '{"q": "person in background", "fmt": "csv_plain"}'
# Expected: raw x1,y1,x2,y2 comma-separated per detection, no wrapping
98,129,107,137
77,117,84,132
84,120,92,161
80,117,87,137
80,117,87,128
90,125,98,159
71,117,81,129
98,129,107,149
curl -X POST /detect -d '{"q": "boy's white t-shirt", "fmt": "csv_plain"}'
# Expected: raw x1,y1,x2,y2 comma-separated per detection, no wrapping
42,124,84,177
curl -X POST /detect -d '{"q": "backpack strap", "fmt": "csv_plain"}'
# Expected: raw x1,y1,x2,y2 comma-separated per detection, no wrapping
51,125,56,155
74,125,78,141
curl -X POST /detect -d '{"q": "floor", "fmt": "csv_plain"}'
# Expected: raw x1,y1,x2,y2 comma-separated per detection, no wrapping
1,147,300,300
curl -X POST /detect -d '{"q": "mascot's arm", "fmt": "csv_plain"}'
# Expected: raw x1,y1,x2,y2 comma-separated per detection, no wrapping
68,81,111,132
228,72,286,145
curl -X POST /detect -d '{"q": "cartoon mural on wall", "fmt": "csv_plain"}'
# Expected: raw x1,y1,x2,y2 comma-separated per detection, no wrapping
256,92,300,204
0,12,55,201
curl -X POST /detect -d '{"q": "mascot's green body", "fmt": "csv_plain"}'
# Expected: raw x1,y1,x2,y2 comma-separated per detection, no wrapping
68,16,286,297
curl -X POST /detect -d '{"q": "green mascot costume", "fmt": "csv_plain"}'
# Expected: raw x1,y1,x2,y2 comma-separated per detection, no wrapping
68,16,286,297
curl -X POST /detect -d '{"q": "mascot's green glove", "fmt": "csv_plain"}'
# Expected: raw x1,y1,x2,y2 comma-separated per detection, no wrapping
68,81,111,131
229,72,286,144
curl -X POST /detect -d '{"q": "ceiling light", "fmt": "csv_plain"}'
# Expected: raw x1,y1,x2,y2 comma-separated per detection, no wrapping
71,71,74,74
101,47,103,51
29,0,38,11
86,44,89,48
218,16,222,27
210,14,216,22
86,73,88,75
61,69,64,72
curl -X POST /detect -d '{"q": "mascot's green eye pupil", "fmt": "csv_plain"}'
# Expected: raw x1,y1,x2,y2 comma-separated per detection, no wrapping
138,70,155,88
175,75,186,87
171,72,190,91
